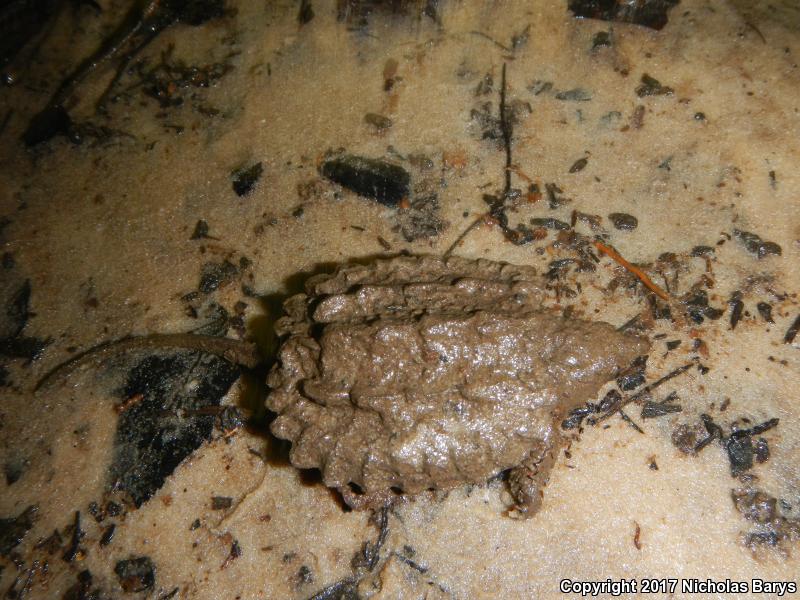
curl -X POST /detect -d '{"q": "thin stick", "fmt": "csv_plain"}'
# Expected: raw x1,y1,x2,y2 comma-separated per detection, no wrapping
35,334,260,392
443,215,485,257
595,362,695,424
593,240,670,301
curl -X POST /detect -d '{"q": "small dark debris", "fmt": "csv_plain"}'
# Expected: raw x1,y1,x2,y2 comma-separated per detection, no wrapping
321,155,410,207
683,289,724,324
768,170,777,189
4,279,31,339
599,388,622,413
190,519,201,531
641,401,682,419
475,73,493,96
569,157,588,173
106,502,122,517
2,253,14,269
732,488,776,524
671,422,709,455
114,556,156,593
561,405,595,430
23,104,76,147
754,438,770,464
198,261,238,294
3,457,26,485
530,217,570,230
545,183,570,209
0,505,37,557
619,409,644,433
572,210,602,231
298,0,314,24
690,245,714,257
395,552,428,573
396,194,445,241
616,355,647,391
62,511,84,563
629,104,645,129
728,291,744,330
555,88,592,101
62,569,99,600
297,565,314,586
666,340,681,351
648,457,659,470
733,229,782,259
190,220,210,240
511,24,531,50
749,418,779,436
592,31,611,49
306,578,358,600
608,212,638,231
568,0,678,30
547,258,576,280
364,113,392,130
726,431,754,476
231,162,264,197
222,539,242,568
100,524,116,547
756,302,774,324
211,496,233,510
35,529,64,555
694,112,706,121
636,74,674,97
527,80,553,95
784,314,800,344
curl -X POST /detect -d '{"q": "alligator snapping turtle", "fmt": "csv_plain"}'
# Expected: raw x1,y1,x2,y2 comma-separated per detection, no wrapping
266,255,650,516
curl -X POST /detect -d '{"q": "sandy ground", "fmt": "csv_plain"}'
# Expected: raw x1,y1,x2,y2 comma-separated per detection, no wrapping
1,0,799,598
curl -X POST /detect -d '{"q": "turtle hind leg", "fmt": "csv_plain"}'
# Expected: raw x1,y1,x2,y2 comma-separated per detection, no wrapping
506,436,561,518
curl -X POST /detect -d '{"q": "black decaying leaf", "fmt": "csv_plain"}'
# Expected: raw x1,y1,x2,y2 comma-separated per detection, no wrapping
109,352,241,507
321,155,410,207
568,0,679,30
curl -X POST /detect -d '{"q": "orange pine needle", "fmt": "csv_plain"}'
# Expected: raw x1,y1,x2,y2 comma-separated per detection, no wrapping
593,240,670,301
